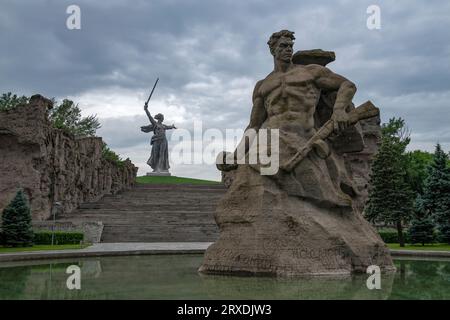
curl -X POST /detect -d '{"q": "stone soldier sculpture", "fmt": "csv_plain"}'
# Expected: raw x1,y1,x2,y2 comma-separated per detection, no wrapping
199,30,395,276
140,79,176,175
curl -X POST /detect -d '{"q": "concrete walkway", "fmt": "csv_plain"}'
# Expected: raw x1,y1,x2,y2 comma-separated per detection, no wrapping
1,243,449,262
0,242,213,262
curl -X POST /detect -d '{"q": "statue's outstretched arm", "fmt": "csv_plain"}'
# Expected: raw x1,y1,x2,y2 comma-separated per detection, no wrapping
312,65,357,132
144,103,157,126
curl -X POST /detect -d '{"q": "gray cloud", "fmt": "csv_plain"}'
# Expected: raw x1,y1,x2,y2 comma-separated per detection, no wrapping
1,0,450,180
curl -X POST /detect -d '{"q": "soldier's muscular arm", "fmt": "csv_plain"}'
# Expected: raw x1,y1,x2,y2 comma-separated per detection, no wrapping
231,80,267,162
247,81,266,131
310,65,357,132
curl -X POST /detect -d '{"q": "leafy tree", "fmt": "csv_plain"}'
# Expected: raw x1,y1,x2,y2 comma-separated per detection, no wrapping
405,150,450,195
365,118,415,247
1,189,34,247
0,92,29,111
49,99,101,136
405,150,433,194
422,144,450,243
408,196,435,245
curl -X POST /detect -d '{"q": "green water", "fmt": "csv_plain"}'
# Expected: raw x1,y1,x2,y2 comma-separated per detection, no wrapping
0,255,449,299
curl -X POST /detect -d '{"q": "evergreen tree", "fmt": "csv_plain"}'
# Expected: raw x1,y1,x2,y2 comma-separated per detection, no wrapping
422,144,450,243
365,118,414,247
1,189,34,247
408,196,435,245
409,217,435,245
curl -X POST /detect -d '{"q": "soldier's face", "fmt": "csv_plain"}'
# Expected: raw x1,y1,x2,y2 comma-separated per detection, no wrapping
274,37,293,62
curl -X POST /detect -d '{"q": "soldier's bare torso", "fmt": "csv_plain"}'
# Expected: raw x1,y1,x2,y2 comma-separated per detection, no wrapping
257,64,321,139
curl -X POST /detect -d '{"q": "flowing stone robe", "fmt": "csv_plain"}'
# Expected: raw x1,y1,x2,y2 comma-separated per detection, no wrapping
141,123,171,172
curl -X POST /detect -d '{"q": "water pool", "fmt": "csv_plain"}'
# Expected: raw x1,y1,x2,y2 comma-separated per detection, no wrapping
0,255,449,299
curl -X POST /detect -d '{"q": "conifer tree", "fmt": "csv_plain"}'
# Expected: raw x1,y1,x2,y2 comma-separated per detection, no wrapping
408,196,435,245
1,189,34,247
365,118,414,247
422,144,450,243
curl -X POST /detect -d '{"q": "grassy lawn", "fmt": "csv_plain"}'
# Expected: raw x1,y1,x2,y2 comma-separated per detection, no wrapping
387,243,450,251
0,244,90,254
136,175,221,185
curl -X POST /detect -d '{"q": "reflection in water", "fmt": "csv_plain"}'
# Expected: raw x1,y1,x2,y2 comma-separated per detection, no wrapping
199,272,394,300
390,258,450,300
0,255,448,300
0,266,31,299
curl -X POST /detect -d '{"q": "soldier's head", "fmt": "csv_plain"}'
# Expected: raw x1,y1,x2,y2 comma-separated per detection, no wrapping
267,30,295,63
155,113,164,123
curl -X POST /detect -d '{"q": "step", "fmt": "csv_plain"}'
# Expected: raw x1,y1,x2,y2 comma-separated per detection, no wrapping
132,184,226,189
100,226,219,242
55,183,226,243
62,208,217,216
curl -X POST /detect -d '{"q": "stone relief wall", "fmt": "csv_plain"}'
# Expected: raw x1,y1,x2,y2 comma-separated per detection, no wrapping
0,95,137,221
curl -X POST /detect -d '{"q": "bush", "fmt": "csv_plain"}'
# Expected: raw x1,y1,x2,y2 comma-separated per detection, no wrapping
33,231,84,245
102,142,125,168
378,228,446,245
378,230,411,243
436,224,450,243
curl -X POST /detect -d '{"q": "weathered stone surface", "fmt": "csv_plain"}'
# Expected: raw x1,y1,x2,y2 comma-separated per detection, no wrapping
221,51,382,214
292,49,336,66
201,30,394,276
201,165,393,276
0,95,137,221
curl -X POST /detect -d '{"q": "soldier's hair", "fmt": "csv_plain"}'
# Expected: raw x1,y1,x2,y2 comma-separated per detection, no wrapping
267,30,295,55
155,113,164,121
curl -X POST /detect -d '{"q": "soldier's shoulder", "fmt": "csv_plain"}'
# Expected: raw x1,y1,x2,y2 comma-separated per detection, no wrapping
301,63,328,73
252,78,266,98
261,70,276,81
254,76,270,90
255,71,278,88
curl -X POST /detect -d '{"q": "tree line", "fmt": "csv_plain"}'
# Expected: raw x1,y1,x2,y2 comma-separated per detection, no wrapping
365,118,450,246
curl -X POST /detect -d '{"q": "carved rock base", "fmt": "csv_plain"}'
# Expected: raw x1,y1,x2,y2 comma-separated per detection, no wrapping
199,165,395,276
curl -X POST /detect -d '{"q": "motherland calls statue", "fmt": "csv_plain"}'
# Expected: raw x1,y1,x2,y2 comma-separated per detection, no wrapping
199,30,395,276
141,79,176,176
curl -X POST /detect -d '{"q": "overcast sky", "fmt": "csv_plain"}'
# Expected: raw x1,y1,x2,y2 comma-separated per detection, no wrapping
1,0,449,180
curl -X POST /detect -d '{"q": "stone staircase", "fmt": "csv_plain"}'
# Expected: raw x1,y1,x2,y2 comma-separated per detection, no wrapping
57,184,227,243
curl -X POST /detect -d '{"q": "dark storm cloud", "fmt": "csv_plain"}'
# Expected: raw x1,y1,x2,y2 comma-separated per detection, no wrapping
1,0,450,178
